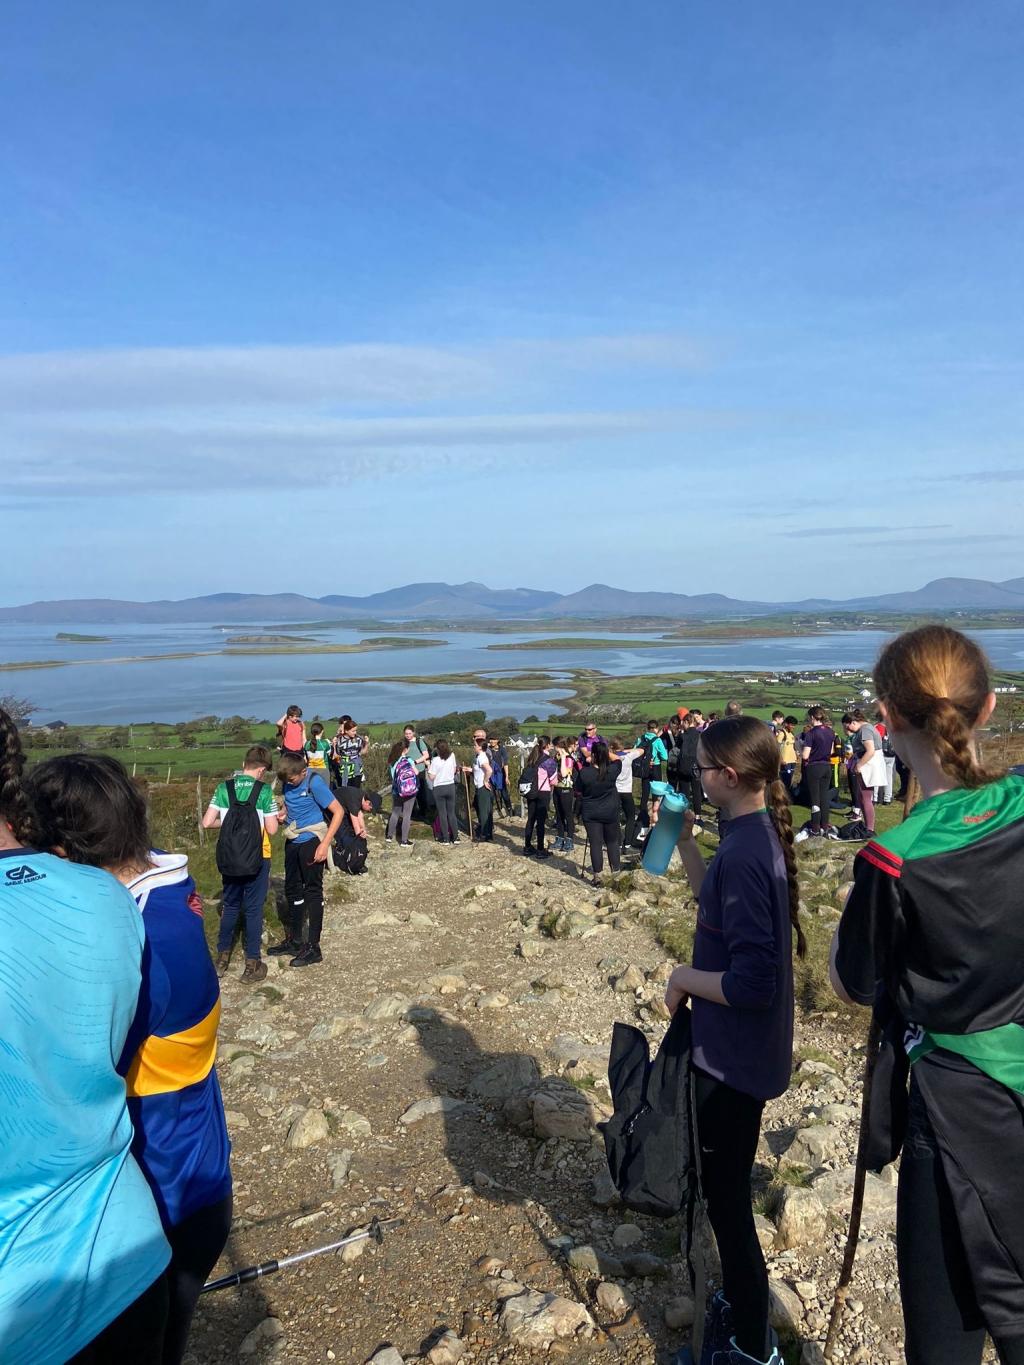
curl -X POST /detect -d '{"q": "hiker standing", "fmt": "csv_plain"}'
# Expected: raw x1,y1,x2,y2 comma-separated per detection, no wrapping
426,740,460,844
551,736,577,853
800,707,836,837
488,735,513,816
611,735,643,851
403,724,431,819
202,743,280,982
841,709,886,836
463,736,494,841
831,626,1024,1365
334,718,369,789
304,722,332,783
271,753,343,966
386,740,417,846
664,716,803,1365
30,753,236,1365
777,717,799,795
522,736,557,858
0,716,170,1365
276,705,305,757
677,713,705,826
634,718,668,841
574,741,623,882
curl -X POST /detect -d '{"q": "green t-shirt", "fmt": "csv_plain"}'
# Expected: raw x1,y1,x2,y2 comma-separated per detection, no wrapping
210,773,277,859
305,738,331,771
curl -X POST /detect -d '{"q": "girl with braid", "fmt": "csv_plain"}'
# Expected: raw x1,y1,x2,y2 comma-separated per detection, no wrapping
831,626,1024,1365
664,715,803,1365
0,711,170,1364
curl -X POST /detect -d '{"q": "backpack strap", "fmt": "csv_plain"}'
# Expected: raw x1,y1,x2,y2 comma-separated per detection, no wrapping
226,777,237,806
245,779,263,806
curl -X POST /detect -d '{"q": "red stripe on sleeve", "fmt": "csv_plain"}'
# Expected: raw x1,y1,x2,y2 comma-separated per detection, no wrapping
860,847,902,878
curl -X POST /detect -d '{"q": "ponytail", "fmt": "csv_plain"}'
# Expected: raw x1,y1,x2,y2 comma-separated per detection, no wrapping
0,709,40,847
767,778,806,958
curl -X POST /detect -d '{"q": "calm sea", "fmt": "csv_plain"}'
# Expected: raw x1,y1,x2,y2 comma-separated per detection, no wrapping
3,623,1023,724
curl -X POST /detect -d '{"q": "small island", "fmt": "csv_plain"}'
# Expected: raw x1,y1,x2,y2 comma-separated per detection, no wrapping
486,636,676,651
56,631,112,643
225,634,318,645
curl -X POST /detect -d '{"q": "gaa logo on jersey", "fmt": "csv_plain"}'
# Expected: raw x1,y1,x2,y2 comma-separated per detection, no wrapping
3,865,44,885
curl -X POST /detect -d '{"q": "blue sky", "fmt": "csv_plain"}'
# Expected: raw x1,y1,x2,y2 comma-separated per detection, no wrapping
2,0,1022,605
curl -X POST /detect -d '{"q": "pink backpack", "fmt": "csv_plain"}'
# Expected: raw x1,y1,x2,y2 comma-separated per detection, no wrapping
393,757,418,798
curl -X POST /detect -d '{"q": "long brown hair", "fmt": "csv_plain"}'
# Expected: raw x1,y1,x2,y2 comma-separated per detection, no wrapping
0,708,40,846
699,716,806,957
874,625,1001,790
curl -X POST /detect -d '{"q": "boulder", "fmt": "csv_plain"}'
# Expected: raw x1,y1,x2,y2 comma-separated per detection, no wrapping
469,1054,540,1100
531,1083,604,1142
811,1167,897,1226
308,1014,361,1042
613,964,646,993
774,1185,828,1251
240,1317,286,1355
335,1108,372,1138
783,1124,845,1170
769,1279,804,1335
326,1149,353,1189
663,1295,695,1330
499,1290,595,1346
285,1107,330,1150
611,1223,643,1250
595,1281,633,1319
363,994,412,1022
367,1349,404,1365
428,972,468,995
399,1096,468,1125
426,1331,467,1364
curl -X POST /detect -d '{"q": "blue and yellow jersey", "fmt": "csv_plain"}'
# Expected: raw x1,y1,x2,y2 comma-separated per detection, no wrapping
121,852,232,1228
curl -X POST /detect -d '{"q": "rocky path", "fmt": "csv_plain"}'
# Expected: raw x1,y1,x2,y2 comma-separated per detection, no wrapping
186,821,968,1365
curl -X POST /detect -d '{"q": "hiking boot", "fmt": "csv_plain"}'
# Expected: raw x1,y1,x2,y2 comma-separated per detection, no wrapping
535,847,551,859
267,937,301,957
699,1292,733,1362
241,958,268,983
290,944,323,968
215,951,232,977
709,1337,781,1365
522,845,535,856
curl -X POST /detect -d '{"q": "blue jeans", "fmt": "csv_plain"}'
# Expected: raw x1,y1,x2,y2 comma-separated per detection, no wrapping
218,859,271,958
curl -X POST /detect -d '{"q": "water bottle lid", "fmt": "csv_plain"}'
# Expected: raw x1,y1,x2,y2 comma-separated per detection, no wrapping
658,789,689,813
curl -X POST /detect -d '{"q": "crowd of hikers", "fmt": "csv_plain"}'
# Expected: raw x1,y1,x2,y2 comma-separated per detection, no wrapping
0,624,1022,1364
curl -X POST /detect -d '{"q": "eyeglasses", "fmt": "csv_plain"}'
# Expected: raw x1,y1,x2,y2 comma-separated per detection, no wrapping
695,763,725,774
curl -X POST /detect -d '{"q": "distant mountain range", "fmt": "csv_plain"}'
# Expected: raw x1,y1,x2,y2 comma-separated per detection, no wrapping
2,577,1024,624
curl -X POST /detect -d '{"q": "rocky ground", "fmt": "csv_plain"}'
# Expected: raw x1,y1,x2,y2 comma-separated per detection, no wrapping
186,817,994,1365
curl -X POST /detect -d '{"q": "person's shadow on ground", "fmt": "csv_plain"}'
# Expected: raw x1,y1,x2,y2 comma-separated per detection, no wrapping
410,1009,689,1362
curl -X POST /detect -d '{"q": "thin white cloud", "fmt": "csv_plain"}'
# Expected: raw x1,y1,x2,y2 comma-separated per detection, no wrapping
780,523,951,539
0,333,706,414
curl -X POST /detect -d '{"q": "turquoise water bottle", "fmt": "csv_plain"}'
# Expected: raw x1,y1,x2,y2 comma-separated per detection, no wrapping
642,783,690,876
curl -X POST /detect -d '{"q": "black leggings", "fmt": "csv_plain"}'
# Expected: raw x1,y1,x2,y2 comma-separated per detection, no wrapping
553,789,575,840
284,838,326,945
618,792,636,848
694,1070,769,1359
524,795,550,850
899,1081,1024,1365
805,761,832,833
68,1274,169,1364
583,816,620,874
163,1196,233,1365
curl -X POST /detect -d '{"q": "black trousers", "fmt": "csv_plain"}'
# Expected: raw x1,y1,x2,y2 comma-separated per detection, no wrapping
618,792,636,848
681,774,703,818
163,1196,233,1365
524,795,550,850
805,761,832,833
68,1274,169,1364
583,816,620,873
899,1073,1024,1365
694,1069,769,1359
553,789,575,840
637,775,653,830
284,838,326,945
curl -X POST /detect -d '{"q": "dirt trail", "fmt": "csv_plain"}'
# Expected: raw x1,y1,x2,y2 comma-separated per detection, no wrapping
188,821,910,1365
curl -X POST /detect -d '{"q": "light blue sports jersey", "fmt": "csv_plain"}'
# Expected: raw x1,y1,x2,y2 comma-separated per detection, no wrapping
0,849,170,1365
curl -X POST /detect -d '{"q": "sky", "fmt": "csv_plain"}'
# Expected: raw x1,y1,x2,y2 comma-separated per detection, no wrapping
2,0,1023,606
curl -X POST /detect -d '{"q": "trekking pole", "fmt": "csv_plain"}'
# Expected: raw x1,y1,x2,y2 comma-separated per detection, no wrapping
578,831,590,878
823,1014,882,1360
464,770,475,842
200,1217,402,1295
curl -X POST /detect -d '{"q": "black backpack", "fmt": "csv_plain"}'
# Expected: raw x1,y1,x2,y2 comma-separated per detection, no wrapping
634,735,655,781
215,779,265,878
518,764,539,796
838,819,868,841
600,1006,693,1217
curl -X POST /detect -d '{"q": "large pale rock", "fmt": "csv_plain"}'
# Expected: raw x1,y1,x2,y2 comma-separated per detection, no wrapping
362,910,400,926
367,1349,404,1365
426,1330,467,1364
235,1021,282,1050
531,1083,605,1142
611,1223,643,1249
335,1108,372,1138
326,1149,353,1188
286,1107,330,1150
769,1279,804,1335
774,1185,829,1251
399,1096,468,1125
428,972,468,995
613,964,646,993
783,1124,845,1169
517,938,546,959
240,1317,286,1355
499,1289,596,1347
363,993,411,1022
469,1054,541,1100
811,1167,897,1226
595,1281,633,1319
308,1014,361,1041
566,1244,624,1278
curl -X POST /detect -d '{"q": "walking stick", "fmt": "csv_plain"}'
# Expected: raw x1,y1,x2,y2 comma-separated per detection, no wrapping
464,770,475,842
824,774,920,1359
201,1217,402,1294
822,1013,882,1359
578,831,590,878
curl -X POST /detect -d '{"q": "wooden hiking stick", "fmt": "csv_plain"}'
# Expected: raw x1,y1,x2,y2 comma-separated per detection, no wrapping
823,1010,882,1359
463,770,475,842
824,772,921,1358
578,831,590,878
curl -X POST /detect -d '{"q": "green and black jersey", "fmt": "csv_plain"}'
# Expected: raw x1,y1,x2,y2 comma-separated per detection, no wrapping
836,773,1024,1094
